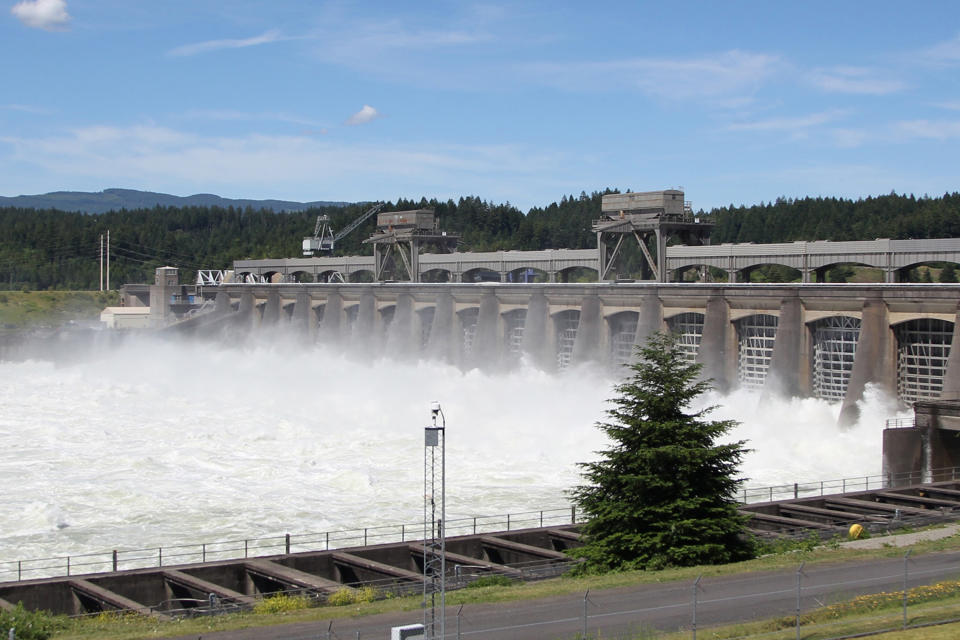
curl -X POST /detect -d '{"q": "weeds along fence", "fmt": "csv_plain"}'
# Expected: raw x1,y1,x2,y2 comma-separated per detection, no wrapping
5,466,960,583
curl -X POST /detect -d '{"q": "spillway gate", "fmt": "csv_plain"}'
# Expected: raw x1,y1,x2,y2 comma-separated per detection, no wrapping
146,282,960,417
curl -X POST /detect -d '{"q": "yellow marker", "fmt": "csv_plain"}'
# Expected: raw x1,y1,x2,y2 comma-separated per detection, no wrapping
849,523,864,540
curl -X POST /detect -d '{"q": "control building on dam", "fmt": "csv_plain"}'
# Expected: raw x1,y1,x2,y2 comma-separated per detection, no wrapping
172,280,960,423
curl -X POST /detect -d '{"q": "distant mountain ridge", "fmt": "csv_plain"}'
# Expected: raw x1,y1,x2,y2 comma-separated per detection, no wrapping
0,188,350,214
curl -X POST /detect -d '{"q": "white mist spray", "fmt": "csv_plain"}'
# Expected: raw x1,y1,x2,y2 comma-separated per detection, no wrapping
0,336,908,563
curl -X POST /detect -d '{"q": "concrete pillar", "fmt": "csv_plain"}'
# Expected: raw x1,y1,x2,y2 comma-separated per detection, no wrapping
148,267,179,327
940,303,960,400
882,427,923,487
521,291,552,369
634,291,663,347
238,291,256,330
426,291,456,363
726,270,738,284
386,294,416,356
765,295,805,397
355,290,377,350
291,292,312,335
214,291,232,316
473,291,501,367
262,291,281,325
318,292,342,342
839,297,895,426
698,294,731,391
572,295,602,363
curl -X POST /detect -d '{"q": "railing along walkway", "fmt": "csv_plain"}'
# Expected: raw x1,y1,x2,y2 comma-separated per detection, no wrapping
4,467,960,583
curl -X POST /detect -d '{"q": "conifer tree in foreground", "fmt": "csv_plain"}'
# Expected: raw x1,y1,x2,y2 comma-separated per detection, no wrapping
570,332,753,571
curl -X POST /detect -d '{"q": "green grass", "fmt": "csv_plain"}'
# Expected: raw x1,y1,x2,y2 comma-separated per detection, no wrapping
0,290,118,330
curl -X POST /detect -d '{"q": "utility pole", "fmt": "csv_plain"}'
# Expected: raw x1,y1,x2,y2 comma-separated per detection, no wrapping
99,234,104,291
106,229,110,291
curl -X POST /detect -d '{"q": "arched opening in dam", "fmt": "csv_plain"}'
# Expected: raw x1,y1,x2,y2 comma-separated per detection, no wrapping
0,329,909,567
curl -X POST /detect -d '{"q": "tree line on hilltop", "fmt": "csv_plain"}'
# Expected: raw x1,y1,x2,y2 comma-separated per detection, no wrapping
1,190,959,290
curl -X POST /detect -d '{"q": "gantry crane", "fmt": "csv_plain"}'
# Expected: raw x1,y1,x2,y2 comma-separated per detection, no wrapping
302,202,386,256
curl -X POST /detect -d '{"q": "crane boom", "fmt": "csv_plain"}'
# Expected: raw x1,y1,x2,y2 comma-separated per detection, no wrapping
333,202,385,242
302,202,385,256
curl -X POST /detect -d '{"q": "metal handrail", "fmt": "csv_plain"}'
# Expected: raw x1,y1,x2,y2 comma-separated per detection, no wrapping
736,465,960,504
5,466,960,583
885,417,916,429
0,507,579,583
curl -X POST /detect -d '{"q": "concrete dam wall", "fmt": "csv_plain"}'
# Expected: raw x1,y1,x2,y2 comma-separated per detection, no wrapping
183,282,960,420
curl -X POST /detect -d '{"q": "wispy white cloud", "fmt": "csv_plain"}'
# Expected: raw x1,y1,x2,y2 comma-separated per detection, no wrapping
917,32,960,66
345,105,382,126
895,119,960,140
830,128,870,149
11,0,70,31
1,103,53,114
726,110,848,132
167,29,286,57
807,66,905,95
313,15,492,59
524,50,781,102
180,109,325,128
299,7,500,88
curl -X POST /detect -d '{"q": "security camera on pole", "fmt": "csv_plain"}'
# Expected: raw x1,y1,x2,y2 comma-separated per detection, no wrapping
423,402,446,640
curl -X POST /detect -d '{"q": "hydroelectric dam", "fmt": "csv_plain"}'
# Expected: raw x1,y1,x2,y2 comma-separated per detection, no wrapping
139,278,960,425
121,191,960,423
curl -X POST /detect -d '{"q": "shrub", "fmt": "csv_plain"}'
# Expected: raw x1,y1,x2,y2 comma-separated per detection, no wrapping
326,586,380,606
326,588,356,607
253,593,312,615
354,585,378,603
0,603,64,640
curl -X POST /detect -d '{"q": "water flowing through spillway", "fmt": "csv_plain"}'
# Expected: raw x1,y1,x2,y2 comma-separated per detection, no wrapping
0,335,908,564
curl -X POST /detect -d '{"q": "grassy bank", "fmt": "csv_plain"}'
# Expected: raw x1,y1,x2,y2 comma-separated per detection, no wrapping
0,290,118,330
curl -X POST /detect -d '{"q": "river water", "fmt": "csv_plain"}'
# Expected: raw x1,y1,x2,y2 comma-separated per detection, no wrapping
0,333,907,567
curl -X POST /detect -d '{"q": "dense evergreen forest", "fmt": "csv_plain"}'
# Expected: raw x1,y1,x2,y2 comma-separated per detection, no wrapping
1,190,959,290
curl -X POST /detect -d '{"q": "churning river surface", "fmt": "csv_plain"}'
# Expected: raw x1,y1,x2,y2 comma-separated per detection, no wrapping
0,333,907,566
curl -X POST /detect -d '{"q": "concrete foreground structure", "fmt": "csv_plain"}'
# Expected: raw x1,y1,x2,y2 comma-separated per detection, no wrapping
0,526,579,617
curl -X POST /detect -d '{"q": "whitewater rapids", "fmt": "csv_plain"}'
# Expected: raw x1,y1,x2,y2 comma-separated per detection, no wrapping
0,334,908,565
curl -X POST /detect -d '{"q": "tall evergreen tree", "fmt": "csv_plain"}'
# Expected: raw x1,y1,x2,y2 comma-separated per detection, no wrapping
570,332,752,571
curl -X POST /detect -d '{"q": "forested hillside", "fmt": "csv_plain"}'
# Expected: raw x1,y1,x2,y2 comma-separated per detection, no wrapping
710,193,960,243
1,190,958,290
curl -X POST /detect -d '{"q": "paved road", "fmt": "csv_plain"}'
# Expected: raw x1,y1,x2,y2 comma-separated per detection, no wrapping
161,550,960,640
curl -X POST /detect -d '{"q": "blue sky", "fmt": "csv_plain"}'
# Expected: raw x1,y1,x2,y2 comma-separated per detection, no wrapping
2,1,959,212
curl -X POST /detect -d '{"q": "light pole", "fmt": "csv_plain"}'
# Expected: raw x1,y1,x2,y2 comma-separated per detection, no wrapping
423,402,446,640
